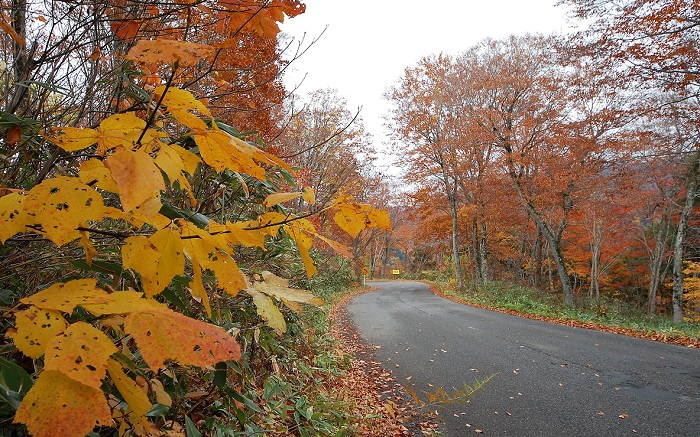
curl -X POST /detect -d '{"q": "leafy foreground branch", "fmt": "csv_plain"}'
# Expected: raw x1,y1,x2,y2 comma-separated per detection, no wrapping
0,35,391,437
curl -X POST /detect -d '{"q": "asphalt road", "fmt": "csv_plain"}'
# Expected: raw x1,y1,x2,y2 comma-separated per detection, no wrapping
346,281,700,436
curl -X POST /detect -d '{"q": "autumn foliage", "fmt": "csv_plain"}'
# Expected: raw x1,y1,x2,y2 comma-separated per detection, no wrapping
0,1,390,436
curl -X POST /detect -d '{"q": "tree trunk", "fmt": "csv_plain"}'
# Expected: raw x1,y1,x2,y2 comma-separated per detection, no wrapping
479,220,489,282
448,190,465,290
647,216,670,315
671,152,700,322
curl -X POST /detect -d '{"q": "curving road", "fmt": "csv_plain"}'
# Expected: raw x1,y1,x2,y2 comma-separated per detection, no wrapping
347,281,700,436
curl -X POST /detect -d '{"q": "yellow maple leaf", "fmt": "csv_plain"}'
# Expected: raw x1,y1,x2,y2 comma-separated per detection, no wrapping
106,358,152,427
189,258,212,317
206,251,246,296
8,307,68,358
21,279,112,313
247,288,286,336
263,191,303,208
284,219,318,279
105,146,165,212
14,370,112,437
24,176,105,246
122,232,184,298
79,229,97,264
124,306,241,370
153,86,212,130
82,291,164,316
43,322,118,389
251,271,324,306
332,196,392,238
96,113,146,155
171,144,201,175
43,127,99,152
79,158,119,193
225,220,267,248
302,186,316,204
0,192,36,243
194,129,266,179
124,39,216,66
315,233,352,258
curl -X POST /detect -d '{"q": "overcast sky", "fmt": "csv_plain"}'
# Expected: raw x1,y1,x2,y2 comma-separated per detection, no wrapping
279,1,574,171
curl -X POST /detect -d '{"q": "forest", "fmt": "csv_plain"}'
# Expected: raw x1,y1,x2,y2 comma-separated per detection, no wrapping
0,0,697,436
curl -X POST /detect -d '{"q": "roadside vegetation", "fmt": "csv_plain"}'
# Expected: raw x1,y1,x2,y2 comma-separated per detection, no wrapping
417,275,700,348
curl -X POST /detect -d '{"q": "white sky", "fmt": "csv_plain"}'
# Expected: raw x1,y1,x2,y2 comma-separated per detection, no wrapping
279,1,573,172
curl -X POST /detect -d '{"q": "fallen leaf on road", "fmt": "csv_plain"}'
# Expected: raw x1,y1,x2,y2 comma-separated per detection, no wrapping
619,413,629,419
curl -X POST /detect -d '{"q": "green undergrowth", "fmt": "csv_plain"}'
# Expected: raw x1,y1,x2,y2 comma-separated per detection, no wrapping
432,280,700,341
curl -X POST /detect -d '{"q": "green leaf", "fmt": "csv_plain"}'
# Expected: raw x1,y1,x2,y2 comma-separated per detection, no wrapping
0,356,34,417
224,387,262,413
185,415,203,437
214,361,227,389
145,403,170,417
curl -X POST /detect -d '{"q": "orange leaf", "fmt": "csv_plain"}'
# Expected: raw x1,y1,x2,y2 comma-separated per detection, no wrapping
124,306,241,370
124,39,216,66
44,322,118,389
6,124,21,146
105,147,165,212
110,19,140,41
14,370,112,437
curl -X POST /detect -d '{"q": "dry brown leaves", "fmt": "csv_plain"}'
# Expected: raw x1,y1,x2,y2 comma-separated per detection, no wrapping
328,288,441,436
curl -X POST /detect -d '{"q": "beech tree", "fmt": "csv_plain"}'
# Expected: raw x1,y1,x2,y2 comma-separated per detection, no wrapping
563,0,700,319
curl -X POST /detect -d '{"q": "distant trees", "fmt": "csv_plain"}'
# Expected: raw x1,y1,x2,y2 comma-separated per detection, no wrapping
386,0,700,319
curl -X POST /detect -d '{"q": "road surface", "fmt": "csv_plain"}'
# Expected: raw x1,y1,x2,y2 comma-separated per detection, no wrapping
347,281,700,436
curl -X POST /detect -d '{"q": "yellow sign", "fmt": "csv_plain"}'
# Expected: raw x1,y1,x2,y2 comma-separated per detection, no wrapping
362,267,369,275
392,270,400,275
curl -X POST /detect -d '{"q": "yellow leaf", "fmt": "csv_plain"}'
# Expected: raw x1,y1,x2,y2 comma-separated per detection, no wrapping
302,186,316,204
24,176,105,246
332,197,392,238
150,379,172,407
206,252,246,296
80,229,97,264
21,279,111,313
149,226,185,288
122,232,183,297
154,143,186,182
251,271,324,306
44,322,118,389
285,219,317,279
171,144,201,175
190,258,212,317
247,289,286,336
14,370,112,437
9,307,68,358
96,113,147,155
153,86,212,129
124,306,241,370
194,129,266,179
105,147,165,212
131,197,172,229
43,127,99,152
263,191,302,208
315,233,352,258
0,192,35,243
225,220,266,248
82,291,164,316
179,221,220,264
79,158,119,193
106,358,152,424
254,212,287,236
124,39,216,66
